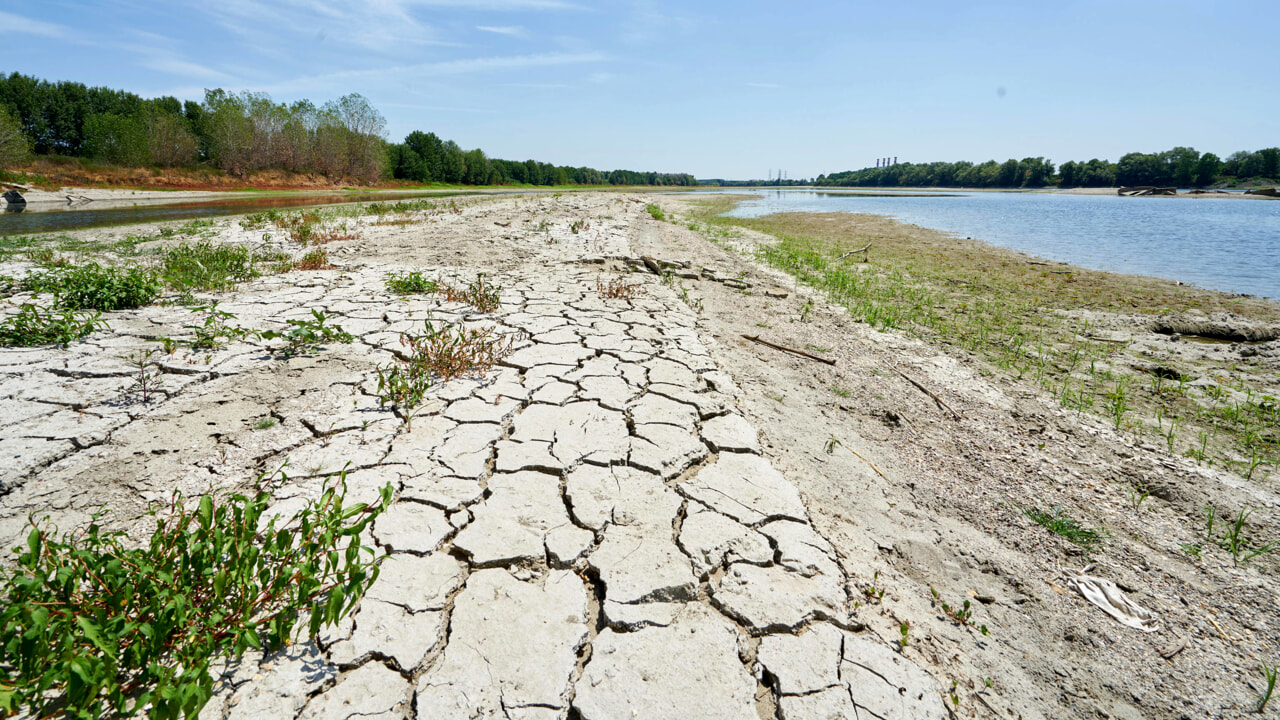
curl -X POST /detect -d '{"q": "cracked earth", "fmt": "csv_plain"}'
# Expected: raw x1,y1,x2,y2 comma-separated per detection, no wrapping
1,194,945,720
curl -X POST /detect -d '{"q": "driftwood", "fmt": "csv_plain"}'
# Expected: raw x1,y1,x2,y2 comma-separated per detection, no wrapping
836,243,872,262
894,367,960,420
494,220,511,227
641,256,663,276
741,334,836,366
1245,187,1280,197
0,182,33,192
1118,186,1177,197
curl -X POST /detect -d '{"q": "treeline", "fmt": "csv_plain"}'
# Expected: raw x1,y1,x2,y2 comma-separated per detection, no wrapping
0,72,695,187
816,147,1279,189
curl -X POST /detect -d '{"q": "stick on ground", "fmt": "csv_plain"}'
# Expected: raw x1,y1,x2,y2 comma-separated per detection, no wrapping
742,335,837,366
894,367,961,420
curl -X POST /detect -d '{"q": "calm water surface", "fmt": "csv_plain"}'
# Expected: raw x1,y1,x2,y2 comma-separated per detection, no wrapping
722,190,1280,299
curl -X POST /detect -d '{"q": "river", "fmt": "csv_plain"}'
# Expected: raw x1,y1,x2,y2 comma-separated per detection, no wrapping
721,189,1280,299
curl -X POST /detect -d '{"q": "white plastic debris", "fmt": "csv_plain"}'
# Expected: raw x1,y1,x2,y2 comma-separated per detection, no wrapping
1066,574,1159,633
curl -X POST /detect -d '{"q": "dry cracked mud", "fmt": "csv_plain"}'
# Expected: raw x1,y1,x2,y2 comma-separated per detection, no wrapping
1,194,945,720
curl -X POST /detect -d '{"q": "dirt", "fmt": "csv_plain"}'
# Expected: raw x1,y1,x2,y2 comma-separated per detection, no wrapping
643,196,1280,719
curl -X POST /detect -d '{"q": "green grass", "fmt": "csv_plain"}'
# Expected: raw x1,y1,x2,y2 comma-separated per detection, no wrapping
1022,505,1107,551
646,203,665,221
160,242,259,292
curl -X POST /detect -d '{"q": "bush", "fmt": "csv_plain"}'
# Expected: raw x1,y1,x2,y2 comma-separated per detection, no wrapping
0,474,391,720
0,304,105,347
645,203,665,221
26,263,162,311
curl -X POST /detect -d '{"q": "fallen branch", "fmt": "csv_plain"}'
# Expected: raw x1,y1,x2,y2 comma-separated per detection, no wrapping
741,334,836,366
894,367,960,420
836,243,872,261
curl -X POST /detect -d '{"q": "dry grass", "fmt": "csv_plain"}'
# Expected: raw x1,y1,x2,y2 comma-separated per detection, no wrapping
438,274,502,312
292,248,333,271
596,274,641,300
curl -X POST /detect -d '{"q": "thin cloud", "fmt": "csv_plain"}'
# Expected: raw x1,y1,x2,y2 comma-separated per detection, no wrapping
477,25,526,36
0,11,73,38
141,57,233,82
403,0,583,8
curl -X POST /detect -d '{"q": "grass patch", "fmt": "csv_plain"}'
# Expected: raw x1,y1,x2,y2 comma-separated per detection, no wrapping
160,242,258,292
1022,505,1107,551
646,203,666,221
439,273,501,312
597,275,640,300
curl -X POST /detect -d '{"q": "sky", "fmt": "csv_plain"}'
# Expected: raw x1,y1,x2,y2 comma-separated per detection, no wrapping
2,1,1277,179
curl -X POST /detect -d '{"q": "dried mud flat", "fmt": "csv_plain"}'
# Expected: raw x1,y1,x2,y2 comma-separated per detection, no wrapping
1,192,1277,719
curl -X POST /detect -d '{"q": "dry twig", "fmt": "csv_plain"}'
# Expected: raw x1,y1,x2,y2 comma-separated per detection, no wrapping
741,334,836,366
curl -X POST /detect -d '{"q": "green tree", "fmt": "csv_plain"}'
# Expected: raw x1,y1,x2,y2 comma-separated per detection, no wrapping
83,113,149,165
0,105,30,170
1193,153,1220,187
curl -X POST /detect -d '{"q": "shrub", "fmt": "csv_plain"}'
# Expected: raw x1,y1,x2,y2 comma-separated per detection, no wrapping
0,474,391,720
384,270,438,295
0,304,105,347
26,263,162,311
645,203,665,221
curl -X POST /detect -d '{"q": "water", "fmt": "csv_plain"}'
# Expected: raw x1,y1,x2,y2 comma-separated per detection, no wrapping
722,189,1280,299
0,190,509,236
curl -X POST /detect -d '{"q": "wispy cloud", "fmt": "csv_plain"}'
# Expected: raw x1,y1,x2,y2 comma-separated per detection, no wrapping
140,57,233,82
477,25,526,36
0,11,73,38
403,0,583,8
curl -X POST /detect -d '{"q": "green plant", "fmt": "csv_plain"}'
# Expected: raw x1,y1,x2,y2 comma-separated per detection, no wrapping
260,310,355,355
1180,543,1202,559
0,472,391,720
798,298,815,323
120,349,166,404
930,588,990,635
1218,506,1275,566
25,263,162,311
898,621,910,648
1258,661,1277,713
1022,504,1106,552
1128,485,1152,512
384,271,439,295
832,386,852,398
253,418,277,430
161,243,257,292
825,436,842,454
645,204,665,221
0,304,105,347
184,303,253,351
570,219,589,234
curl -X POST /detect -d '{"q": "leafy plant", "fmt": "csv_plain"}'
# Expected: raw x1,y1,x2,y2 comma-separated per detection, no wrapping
292,247,332,271
0,473,391,720
645,203,665,221
260,310,354,355
184,303,254,351
0,304,105,347
1022,504,1106,552
25,263,162,311
384,270,439,295
1217,506,1275,566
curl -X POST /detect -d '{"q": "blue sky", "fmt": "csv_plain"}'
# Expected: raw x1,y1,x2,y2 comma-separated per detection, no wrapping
2,1,1276,179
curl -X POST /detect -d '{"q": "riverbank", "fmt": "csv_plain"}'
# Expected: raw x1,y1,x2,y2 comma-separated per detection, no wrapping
1,193,1276,718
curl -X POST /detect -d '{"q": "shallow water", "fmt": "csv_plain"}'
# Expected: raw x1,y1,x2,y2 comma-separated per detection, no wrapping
722,189,1280,299
0,190,505,236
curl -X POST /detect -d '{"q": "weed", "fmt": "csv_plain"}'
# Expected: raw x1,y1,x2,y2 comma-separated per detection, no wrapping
798,298,815,323
571,219,590,234
645,203,665,221
1022,504,1107,552
1180,543,1203,559
930,588,991,635
162,242,258,292
898,621,910,649
385,271,439,295
832,386,852,398
0,304,105,347
825,436,842,454
120,349,165,404
1217,506,1275,566
293,247,333,271
439,273,501,312
25,263,162,311
1258,661,1277,713
253,418,278,430
805,344,831,354
1128,485,1152,512
597,275,640,300
260,310,355,355
0,471,389,720
376,318,516,427
184,303,254,351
